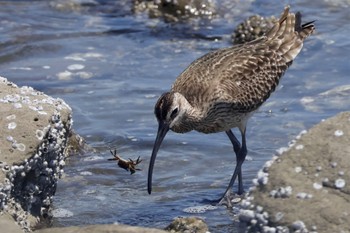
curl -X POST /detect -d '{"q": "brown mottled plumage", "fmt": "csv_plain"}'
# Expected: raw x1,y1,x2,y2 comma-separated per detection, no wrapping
148,6,315,204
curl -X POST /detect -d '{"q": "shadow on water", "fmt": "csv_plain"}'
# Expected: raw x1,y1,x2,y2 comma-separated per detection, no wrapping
1,0,350,232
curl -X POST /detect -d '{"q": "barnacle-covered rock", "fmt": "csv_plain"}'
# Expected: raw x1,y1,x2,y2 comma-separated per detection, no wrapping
0,77,73,231
232,15,276,44
239,112,350,232
165,217,208,233
133,0,216,22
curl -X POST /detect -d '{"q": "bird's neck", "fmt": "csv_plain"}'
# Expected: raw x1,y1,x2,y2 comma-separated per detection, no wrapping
179,93,204,121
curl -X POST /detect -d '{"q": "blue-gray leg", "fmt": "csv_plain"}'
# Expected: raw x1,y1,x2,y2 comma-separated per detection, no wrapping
225,130,244,194
221,128,247,202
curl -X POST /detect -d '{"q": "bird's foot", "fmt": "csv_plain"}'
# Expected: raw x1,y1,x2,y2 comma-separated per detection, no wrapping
201,191,245,207
218,191,244,208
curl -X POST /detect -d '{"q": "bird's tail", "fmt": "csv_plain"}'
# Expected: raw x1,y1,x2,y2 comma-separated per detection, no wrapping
265,6,315,63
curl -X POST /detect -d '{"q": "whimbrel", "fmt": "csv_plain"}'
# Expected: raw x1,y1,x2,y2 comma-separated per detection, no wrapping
148,6,315,203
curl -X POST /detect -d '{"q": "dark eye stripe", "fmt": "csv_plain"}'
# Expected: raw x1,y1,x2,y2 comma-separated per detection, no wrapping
170,108,178,119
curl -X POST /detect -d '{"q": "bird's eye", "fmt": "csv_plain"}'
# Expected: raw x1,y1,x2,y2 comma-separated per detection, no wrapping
170,108,178,119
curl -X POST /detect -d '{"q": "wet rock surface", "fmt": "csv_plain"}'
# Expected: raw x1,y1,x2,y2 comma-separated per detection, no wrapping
165,217,209,233
232,15,276,44
50,0,216,22
133,0,216,22
0,212,23,233
0,77,73,231
239,111,350,232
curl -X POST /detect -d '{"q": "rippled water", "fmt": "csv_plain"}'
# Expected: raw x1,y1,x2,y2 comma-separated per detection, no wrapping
1,0,349,232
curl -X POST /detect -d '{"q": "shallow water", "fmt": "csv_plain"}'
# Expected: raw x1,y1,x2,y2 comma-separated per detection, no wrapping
1,0,349,231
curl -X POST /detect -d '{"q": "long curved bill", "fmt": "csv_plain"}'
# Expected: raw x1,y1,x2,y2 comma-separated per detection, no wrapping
147,121,169,194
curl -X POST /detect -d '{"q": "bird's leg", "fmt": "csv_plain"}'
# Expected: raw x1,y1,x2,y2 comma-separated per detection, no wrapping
220,128,247,205
225,130,243,193
226,130,241,153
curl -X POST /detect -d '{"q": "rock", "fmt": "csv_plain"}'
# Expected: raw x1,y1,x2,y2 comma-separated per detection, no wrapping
239,112,350,232
165,217,209,233
232,15,276,44
0,212,23,233
66,130,94,155
291,220,306,231
239,209,255,223
133,0,216,22
0,77,73,231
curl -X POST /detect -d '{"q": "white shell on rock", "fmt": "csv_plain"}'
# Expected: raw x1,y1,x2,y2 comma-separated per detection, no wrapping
313,182,323,190
239,209,255,222
335,179,346,189
295,167,302,173
334,130,344,137
6,114,16,120
36,130,44,140
292,220,306,231
13,103,22,109
12,143,25,151
8,122,17,130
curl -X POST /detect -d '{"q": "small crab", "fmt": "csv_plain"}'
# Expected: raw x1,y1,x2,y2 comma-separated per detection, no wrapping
108,149,142,174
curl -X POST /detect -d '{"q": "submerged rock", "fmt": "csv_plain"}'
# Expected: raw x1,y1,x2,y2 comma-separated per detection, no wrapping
133,0,216,22
232,15,276,44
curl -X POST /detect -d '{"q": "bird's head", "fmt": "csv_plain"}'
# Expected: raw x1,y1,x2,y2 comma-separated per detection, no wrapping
155,92,186,129
147,92,186,194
